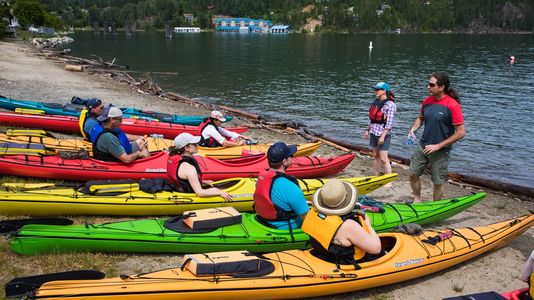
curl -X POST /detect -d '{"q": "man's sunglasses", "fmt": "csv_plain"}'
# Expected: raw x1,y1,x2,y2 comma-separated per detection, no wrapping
428,82,437,87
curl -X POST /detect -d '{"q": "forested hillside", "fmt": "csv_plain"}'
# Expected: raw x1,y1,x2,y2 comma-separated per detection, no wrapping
3,0,533,33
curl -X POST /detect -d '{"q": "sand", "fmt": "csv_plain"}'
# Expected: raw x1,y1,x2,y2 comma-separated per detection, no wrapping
0,40,532,299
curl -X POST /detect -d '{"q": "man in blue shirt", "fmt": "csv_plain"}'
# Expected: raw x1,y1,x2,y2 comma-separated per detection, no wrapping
253,142,309,229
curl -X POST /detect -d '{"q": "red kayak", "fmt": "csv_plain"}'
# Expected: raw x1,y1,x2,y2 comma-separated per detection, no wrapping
502,287,529,300
0,111,247,139
0,151,355,181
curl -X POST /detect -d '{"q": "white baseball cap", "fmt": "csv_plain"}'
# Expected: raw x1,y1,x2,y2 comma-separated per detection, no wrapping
173,133,201,149
210,110,226,122
97,105,123,122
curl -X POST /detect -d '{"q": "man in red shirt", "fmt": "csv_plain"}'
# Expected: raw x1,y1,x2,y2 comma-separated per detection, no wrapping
408,72,466,202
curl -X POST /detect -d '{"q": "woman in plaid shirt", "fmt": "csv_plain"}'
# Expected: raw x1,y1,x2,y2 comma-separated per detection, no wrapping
364,82,397,177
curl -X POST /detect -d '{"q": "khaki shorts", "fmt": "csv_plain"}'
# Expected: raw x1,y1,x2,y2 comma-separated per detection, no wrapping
409,145,450,185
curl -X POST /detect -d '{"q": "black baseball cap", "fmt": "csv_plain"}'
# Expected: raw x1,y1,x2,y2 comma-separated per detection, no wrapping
267,142,298,163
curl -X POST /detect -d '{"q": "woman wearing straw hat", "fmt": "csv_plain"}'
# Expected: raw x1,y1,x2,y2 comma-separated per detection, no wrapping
302,179,381,265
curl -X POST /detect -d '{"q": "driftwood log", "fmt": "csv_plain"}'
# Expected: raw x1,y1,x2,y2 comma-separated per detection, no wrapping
64,64,83,72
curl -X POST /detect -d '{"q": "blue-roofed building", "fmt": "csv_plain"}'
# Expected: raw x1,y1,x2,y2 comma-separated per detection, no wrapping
271,25,290,33
214,17,273,32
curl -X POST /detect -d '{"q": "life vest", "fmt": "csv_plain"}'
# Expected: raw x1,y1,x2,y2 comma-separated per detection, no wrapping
253,169,299,221
166,154,202,193
368,98,393,124
90,125,132,162
79,109,89,139
302,208,370,264
198,118,223,147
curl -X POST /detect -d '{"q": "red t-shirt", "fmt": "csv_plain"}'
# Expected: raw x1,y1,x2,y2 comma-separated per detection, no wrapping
419,95,464,148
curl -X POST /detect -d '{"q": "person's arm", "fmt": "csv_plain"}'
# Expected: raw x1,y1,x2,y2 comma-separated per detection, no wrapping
409,113,424,137
181,164,233,201
343,215,381,254
126,133,144,141
117,151,145,163
423,123,465,154
519,250,534,282
285,181,310,222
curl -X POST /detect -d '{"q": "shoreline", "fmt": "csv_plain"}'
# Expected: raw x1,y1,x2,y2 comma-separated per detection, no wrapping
46,44,533,201
0,40,532,300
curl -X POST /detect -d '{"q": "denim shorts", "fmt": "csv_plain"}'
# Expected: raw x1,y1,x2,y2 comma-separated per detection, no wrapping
409,145,450,185
369,133,392,151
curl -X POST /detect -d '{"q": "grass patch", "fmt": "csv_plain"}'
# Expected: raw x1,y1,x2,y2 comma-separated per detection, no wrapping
451,282,465,293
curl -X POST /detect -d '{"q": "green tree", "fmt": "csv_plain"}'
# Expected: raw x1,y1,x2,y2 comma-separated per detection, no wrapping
13,0,45,27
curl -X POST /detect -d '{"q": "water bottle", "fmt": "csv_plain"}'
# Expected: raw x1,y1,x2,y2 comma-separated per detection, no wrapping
245,139,258,145
406,134,416,146
151,133,163,139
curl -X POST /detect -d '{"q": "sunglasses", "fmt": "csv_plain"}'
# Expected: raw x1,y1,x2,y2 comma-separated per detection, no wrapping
427,82,437,87
112,117,123,121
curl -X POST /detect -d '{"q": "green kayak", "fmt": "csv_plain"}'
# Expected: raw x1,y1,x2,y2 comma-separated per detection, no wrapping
5,192,486,255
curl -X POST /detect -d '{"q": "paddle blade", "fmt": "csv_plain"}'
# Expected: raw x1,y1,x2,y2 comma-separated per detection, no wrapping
5,270,105,298
0,218,73,234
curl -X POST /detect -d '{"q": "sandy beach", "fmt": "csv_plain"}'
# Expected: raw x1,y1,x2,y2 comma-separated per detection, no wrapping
0,40,532,300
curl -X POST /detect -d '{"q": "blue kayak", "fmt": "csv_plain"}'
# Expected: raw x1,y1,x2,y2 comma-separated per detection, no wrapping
0,95,232,126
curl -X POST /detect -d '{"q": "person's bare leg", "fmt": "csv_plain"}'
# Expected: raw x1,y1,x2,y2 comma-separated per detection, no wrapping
372,148,381,176
379,150,391,174
433,184,444,201
409,173,422,202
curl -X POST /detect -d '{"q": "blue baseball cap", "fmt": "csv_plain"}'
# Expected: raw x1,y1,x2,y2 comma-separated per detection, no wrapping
267,142,298,163
372,82,391,92
86,98,102,110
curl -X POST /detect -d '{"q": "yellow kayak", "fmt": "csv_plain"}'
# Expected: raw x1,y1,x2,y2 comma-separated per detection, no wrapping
7,213,533,299
0,129,322,159
0,173,398,216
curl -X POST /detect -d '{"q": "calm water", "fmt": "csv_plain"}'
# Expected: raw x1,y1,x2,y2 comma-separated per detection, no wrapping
70,31,534,188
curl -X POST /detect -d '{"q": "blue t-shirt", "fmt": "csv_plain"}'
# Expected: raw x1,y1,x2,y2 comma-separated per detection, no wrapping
268,177,309,230
84,117,99,139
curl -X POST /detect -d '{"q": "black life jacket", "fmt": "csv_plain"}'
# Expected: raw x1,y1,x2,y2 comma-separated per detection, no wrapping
368,98,393,124
198,118,223,147
167,154,202,193
253,168,299,222
91,127,132,162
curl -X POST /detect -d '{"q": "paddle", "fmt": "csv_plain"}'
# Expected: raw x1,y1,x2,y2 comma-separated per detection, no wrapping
0,217,73,234
5,270,105,298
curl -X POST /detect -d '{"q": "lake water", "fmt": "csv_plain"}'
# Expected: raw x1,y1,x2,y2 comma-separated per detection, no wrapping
70,31,534,188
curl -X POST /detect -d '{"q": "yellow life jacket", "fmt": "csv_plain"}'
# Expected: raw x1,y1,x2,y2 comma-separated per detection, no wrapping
79,109,89,139
302,208,369,261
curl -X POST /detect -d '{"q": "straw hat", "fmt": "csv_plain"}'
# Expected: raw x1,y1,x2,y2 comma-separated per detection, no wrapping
312,179,357,216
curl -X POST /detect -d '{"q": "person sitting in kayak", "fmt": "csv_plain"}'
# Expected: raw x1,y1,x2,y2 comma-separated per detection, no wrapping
302,179,381,265
199,110,251,148
167,132,233,201
79,98,104,140
253,142,309,229
91,105,150,163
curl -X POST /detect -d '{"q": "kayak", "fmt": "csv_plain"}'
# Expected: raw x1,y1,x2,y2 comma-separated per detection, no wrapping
0,111,247,139
0,129,322,159
0,174,396,216
0,151,355,181
6,213,532,300
502,288,529,300
0,95,233,125
4,192,486,255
